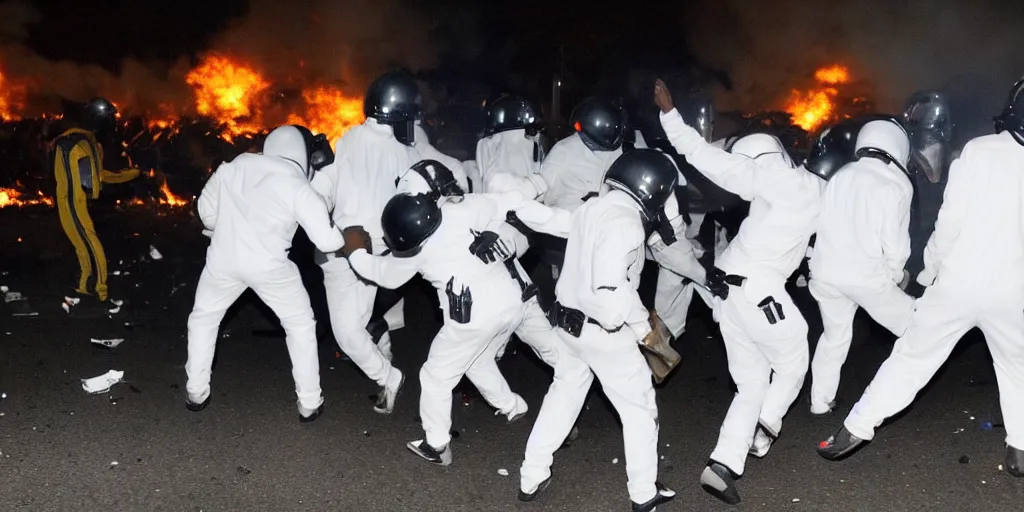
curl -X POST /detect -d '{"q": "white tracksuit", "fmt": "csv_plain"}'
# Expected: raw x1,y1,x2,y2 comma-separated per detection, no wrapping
517,190,662,504
187,153,345,410
476,129,541,193
311,119,420,388
808,157,916,412
844,132,1024,451
661,108,822,475
348,193,559,449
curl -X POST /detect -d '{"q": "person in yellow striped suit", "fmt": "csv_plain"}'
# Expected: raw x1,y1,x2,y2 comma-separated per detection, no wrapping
52,98,139,314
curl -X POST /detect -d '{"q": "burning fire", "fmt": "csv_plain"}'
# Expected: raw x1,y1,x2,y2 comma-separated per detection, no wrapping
287,86,365,149
2,53,368,208
784,64,851,132
0,187,54,209
185,54,271,142
0,65,26,122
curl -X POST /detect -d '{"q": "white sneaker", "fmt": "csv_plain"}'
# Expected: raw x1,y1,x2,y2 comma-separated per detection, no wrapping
497,395,528,423
749,422,777,458
810,400,836,416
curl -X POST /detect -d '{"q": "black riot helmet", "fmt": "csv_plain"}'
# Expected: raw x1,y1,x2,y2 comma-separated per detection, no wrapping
678,95,715,142
397,159,465,202
363,71,423,146
482,94,541,137
571,97,627,151
804,118,860,181
995,75,1024,146
381,193,442,258
82,97,118,134
903,90,953,183
603,149,679,223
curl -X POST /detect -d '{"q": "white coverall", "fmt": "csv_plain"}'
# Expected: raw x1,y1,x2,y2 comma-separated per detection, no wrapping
844,132,1024,452
537,132,622,210
517,189,662,504
187,153,345,411
661,108,822,475
808,156,916,413
475,128,541,193
348,193,559,449
310,119,419,389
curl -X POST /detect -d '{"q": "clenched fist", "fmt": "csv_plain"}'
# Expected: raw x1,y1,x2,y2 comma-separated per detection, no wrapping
341,225,372,257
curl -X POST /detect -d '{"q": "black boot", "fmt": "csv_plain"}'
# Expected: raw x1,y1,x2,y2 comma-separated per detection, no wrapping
1007,445,1024,477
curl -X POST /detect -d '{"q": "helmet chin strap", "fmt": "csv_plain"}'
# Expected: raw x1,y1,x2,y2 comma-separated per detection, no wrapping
856,147,911,178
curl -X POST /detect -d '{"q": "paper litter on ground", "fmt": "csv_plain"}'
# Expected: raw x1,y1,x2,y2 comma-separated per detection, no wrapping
82,370,125,394
90,338,125,349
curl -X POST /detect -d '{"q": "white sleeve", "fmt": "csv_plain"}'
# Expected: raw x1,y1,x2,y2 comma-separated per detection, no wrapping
660,108,765,201
347,249,420,289
197,164,225,232
919,152,972,285
585,224,651,340
879,183,912,283
293,186,345,253
511,200,572,238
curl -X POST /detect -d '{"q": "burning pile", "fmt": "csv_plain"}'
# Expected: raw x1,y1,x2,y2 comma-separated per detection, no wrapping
0,187,54,208
782,64,870,133
0,53,368,209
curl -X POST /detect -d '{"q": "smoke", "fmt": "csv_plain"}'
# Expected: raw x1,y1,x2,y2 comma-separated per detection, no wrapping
0,0,437,116
684,0,1024,141
207,0,437,93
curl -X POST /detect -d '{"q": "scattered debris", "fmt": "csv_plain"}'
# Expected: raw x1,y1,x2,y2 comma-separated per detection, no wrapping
792,498,801,503
998,464,1004,471
497,468,509,476
1,393,6,399
795,275,808,288
90,338,125,349
82,370,125,394
149,245,163,260
958,455,970,464
4,290,38,316
110,461,119,468
237,466,252,475
612,458,619,464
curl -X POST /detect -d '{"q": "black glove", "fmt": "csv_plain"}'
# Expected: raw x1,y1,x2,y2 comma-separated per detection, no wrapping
707,267,730,300
505,210,536,237
468,230,513,263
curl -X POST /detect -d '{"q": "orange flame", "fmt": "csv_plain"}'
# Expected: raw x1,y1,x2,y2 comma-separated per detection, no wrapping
784,64,851,132
0,66,26,122
158,179,189,207
286,85,365,149
185,54,270,142
0,187,54,209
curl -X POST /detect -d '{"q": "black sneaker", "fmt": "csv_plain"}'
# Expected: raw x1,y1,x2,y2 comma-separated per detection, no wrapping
1007,445,1023,477
185,393,210,412
631,481,676,511
817,425,866,461
298,403,324,424
406,439,452,466
700,461,740,505
518,474,552,502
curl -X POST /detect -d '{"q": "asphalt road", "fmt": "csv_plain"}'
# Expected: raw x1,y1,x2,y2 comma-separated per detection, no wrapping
1,208,1022,512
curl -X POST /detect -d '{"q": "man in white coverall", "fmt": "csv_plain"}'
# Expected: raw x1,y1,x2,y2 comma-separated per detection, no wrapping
310,71,423,414
654,79,823,505
807,117,917,416
515,149,678,512
475,94,546,193
818,77,1024,478
395,160,560,370
186,125,342,422
361,119,471,363
343,189,550,466
537,96,626,211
